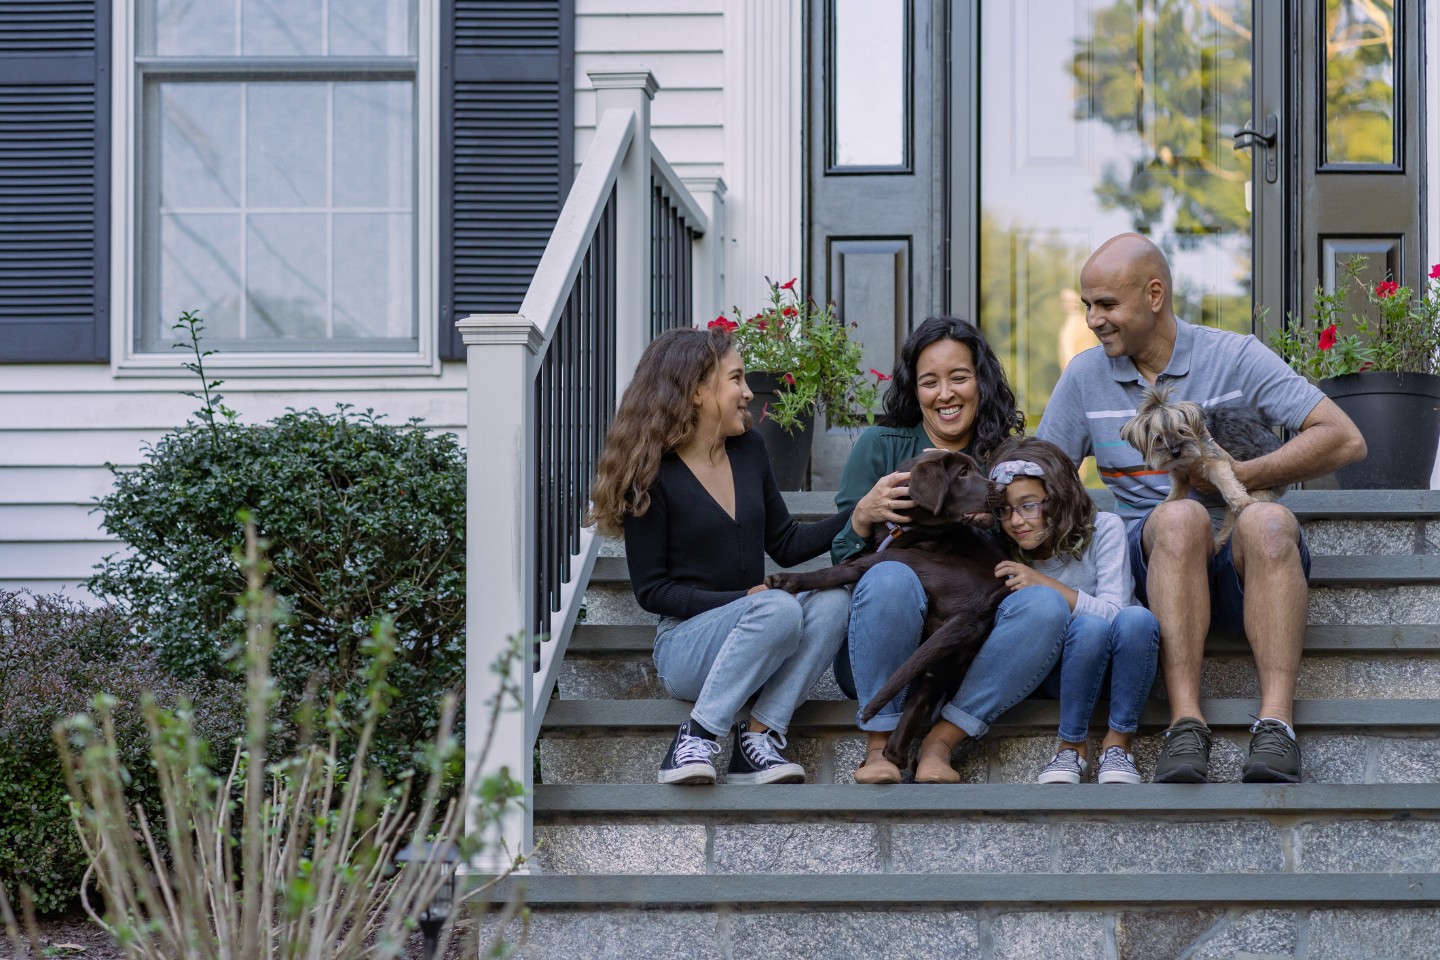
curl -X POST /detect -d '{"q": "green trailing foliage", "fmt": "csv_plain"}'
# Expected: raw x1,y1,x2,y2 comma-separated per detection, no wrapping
87,313,468,780
0,591,243,914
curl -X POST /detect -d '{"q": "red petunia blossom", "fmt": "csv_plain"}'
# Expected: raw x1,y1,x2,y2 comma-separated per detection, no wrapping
1318,324,1338,351
1359,361,1376,372
708,316,738,332
780,278,797,291
870,368,891,382
755,318,768,331
1376,280,1400,298
1430,263,1440,280
783,372,795,385
781,306,798,317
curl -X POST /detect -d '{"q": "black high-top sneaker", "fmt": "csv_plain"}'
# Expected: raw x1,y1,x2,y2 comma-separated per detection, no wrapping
658,720,722,785
727,722,805,785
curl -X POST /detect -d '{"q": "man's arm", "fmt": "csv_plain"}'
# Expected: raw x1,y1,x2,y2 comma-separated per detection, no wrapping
1231,397,1367,490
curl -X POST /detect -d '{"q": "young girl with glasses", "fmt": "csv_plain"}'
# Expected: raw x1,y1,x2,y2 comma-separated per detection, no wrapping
988,437,1161,784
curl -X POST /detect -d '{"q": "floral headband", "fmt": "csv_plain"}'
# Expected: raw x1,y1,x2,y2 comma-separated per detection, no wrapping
989,459,1046,486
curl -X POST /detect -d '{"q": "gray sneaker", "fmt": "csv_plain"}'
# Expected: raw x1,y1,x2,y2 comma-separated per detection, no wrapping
1153,717,1212,783
1036,748,1089,784
1241,718,1301,784
1096,745,1142,784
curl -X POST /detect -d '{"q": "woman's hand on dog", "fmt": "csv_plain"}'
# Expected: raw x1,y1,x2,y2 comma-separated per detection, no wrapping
853,471,914,539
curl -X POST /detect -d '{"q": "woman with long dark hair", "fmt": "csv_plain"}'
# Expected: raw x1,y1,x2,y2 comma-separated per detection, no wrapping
832,316,1068,784
590,327,852,785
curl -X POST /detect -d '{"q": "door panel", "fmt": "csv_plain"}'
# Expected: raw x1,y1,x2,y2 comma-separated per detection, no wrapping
807,0,945,487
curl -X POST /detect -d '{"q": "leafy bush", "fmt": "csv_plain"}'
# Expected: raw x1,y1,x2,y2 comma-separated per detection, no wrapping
0,591,243,914
87,404,468,777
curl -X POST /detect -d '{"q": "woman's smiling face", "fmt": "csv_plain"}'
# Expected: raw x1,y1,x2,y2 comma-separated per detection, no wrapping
915,338,980,451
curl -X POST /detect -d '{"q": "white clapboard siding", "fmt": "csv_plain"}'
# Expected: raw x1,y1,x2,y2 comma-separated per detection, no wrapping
0,362,469,596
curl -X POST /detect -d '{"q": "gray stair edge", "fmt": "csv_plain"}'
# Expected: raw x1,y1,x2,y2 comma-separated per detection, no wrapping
485,872,1440,906
568,622,1440,655
588,554,1440,587
540,697,1440,733
780,488,1440,519
533,782,1440,817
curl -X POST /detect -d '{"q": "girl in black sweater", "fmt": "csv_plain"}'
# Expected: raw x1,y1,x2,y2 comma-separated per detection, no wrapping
590,328,852,784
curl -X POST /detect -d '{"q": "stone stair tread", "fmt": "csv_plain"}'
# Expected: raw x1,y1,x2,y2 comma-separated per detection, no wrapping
492,871,1440,906
540,697,1440,733
533,782,1440,816
780,488,1440,520
567,621,1440,656
588,553,1440,587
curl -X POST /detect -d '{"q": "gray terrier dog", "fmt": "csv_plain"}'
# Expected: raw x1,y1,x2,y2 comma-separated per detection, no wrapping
1120,385,1284,549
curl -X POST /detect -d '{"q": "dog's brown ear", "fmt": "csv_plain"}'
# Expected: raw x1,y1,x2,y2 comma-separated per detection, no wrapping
907,457,948,515
1119,413,1143,450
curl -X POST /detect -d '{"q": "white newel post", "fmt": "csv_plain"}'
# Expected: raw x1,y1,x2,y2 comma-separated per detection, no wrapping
683,176,728,323
459,313,542,874
589,68,657,393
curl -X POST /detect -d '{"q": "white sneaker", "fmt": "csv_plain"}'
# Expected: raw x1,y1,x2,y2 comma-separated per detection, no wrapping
1096,745,1142,784
1036,748,1088,784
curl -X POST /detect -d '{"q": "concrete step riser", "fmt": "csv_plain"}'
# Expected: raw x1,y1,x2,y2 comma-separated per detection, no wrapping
539,730,1440,786
557,653,1440,702
532,813,1440,877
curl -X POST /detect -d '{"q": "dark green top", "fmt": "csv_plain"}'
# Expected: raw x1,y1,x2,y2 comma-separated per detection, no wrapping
832,422,978,563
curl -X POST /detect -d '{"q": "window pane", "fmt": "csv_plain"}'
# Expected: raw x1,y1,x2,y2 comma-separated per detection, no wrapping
333,84,413,207
242,0,322,56
334,214,414,339
1324,0,1396,165
831,0,907,168
153,0,236,55
159,214,242,341
161,85,241,208
247,85,328,208
330,0,415,55
246,214,327,340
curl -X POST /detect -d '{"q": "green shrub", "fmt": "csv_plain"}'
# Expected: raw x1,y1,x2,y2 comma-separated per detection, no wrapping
87,405,467,777
0,591,243,914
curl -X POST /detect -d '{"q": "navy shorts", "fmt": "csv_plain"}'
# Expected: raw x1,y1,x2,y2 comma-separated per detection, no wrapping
1125,513,1311,634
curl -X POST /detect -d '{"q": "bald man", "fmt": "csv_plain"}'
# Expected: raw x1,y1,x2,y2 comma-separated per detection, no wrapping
1038,234,1365,784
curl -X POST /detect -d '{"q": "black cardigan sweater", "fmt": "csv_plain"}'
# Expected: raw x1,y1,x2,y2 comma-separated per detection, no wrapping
622,430,853,620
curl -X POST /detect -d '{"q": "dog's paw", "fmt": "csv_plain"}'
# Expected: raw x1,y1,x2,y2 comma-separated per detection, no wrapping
764,572,801,593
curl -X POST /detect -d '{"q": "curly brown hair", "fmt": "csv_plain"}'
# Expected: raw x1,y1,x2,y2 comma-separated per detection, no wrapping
989,436,1095,562
588,327,736,537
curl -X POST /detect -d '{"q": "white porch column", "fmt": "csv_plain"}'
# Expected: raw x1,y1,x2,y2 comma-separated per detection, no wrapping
683,175,728,323
589,68,657,392
458,313,542,873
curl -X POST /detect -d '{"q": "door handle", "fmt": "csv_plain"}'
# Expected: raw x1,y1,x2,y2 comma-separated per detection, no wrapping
1233,113,1278,184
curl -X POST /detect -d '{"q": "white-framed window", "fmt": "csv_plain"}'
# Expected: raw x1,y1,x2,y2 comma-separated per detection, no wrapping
118,0,435,370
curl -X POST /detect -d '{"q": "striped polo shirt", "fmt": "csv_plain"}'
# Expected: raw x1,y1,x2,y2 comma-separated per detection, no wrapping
1036,318,1325,522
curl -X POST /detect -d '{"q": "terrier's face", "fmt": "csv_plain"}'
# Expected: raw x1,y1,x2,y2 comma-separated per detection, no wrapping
898,449,1003,526
1120,391,1210,470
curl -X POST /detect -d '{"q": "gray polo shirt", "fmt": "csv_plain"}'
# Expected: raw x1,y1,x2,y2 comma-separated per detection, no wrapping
1037,318,1324,521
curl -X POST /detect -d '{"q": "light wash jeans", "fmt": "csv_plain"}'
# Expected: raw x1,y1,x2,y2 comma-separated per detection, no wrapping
653,587,851,737
1036,606,1160,743
835,560,1068,736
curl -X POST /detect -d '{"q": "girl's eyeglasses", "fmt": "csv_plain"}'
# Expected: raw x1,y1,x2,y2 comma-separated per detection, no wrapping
996,500,1047,521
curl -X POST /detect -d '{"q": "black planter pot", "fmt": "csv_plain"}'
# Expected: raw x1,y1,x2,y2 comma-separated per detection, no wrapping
746,371,814,491
1320,371,1440,489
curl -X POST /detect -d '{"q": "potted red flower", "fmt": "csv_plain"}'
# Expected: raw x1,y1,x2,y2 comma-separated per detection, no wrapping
1270,256,1440,487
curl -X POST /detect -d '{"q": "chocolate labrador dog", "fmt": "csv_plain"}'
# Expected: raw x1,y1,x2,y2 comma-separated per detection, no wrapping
764,449,1009,769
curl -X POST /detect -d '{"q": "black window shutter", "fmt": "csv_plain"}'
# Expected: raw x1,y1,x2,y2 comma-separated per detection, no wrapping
0,1,110,362
440,0,574,360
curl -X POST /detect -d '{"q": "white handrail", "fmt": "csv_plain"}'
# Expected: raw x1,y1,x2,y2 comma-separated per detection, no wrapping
517,108,636,348
651,149,709,234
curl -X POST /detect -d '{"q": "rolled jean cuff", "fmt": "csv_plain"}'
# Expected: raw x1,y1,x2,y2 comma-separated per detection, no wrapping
749,707,786,737
856,710,901,733
940,704,987,739
1057,723,1090,744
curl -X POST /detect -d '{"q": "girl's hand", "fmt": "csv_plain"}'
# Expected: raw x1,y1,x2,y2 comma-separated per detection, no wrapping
852,470,914,539
747,584,769,595
994,560,1062,593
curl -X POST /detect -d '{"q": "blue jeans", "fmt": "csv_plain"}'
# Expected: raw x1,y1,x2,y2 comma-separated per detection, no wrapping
653,587,851,737
836,561,1068,737
1036,607,1160,743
